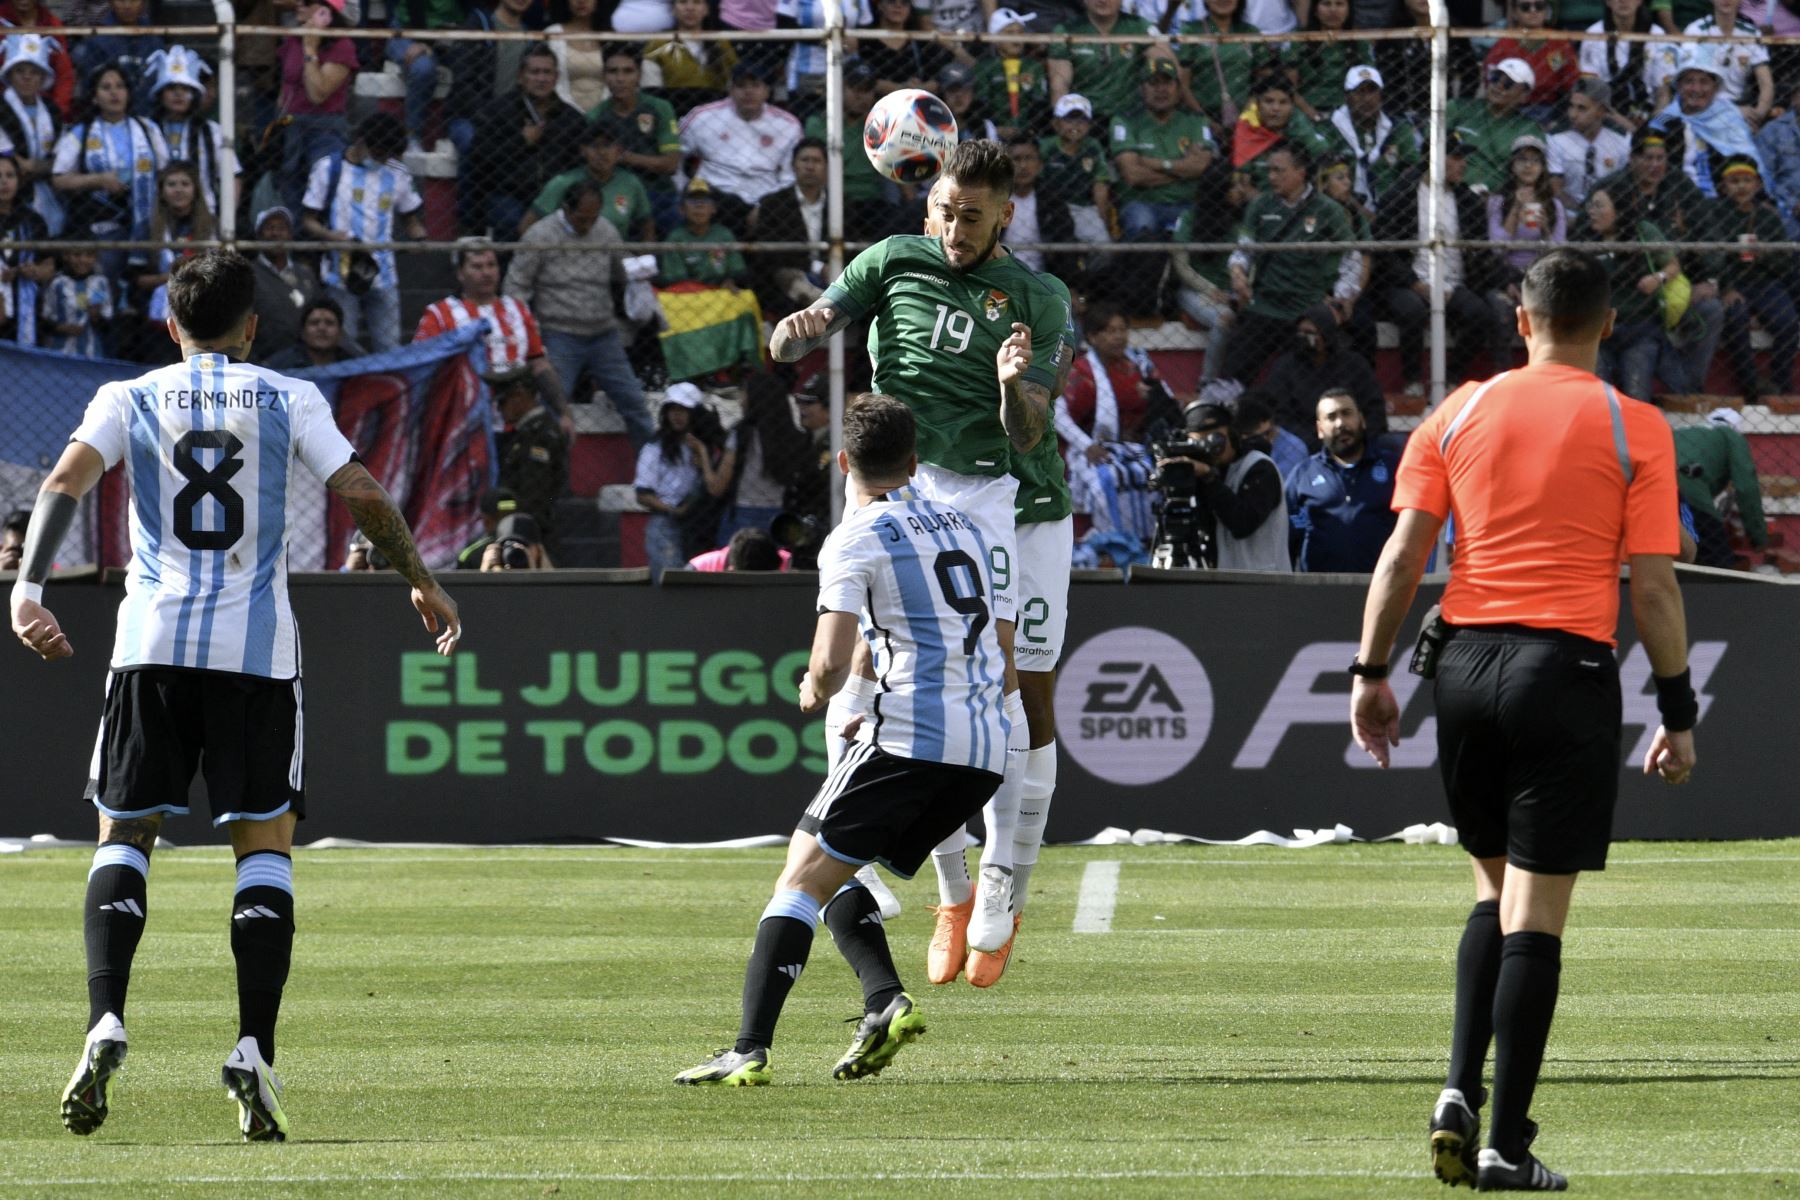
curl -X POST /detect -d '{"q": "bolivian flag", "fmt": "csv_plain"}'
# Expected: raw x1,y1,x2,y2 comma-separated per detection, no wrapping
656,282,766,382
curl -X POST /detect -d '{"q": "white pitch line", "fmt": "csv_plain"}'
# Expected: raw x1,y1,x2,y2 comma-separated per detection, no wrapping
2,1168,1795,1187
1073,859,1121,933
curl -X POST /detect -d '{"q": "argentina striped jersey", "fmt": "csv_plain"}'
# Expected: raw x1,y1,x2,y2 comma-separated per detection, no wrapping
70,354,358,680
816,490,1009,775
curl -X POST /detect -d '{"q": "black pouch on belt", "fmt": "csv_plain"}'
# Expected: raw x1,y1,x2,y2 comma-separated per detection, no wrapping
1409,604,1448,680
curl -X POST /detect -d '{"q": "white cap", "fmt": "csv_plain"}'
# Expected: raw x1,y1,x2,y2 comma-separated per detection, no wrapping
1677,42,1726,80
1053,93,1093,119
663,382,705,409
1,33,55,81
1491,57,1536,88
1344,64,1383,91
1707,406,1744,430
988,6,1035,34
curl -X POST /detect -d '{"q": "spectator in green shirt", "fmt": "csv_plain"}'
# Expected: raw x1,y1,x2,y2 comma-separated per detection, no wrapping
1444,57,1542,191
1111,56,1216,238
1232,74,1331,196
1698,154,1797,400
589,46,684,234
523,124,655,240
1040,91,1118,269
1325,65,1421,210
1221,138,1362,385
1179,0,1272,131
659,177,752,287
974,8,1051,140
1675,407,1769,566
803,58,887,206
1049,0,1154,125
1287,0,1375,122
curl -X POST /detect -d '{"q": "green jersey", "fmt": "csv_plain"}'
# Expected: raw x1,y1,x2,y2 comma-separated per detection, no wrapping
1444,98,1540,193
659,224,747,285
823,235,1075,478
588,93,682,196
1010,271,1074,524
804,113,883,203
1038,135,1114,210
1048,15,1153,122
1109,109,1216,207
530,167,652,237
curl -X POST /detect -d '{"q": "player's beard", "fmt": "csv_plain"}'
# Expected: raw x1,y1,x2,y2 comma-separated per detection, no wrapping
942,223,1003,273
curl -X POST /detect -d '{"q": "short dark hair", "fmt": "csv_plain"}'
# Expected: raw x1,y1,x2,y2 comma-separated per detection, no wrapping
1256,75,1295,99
1083,299,1124,335
843,392,916,480
167,250,256,342
521,43,558,72
1236,396,1274,429
1520,248,1612,340
1005,134,1039,153
943,139,1014,196
1268,138,1310,174
453,235,496,269
604,43,643,64
725,527,782,570
2,508,28,537
357,111,407,162
562,179,604,212
793,135,826,162
1314,388,1357,416
581,123,619,147
301,295,345,327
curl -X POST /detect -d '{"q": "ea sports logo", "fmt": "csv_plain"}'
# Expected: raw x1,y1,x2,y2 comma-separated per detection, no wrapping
1054,627,1211,786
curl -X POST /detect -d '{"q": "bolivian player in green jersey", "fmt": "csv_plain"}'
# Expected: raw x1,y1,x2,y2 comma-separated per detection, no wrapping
770,140,1075,988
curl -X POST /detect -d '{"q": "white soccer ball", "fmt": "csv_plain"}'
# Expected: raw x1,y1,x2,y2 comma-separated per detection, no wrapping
862,88,958,184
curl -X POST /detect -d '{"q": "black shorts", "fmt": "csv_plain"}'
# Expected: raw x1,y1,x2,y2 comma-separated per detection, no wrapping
1434,625,1622,874
797,742,1001,879
85,667,306,827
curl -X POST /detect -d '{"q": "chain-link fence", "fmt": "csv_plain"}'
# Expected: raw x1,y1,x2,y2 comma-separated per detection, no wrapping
4,15,1800,575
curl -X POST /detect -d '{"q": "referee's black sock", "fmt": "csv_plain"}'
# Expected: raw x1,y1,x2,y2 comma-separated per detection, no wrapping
1489,931,1563,1161
230,852,295,1065
824,881,904,1015
1446,899,1503,1103
736,889,821,1054
84,845,151,1028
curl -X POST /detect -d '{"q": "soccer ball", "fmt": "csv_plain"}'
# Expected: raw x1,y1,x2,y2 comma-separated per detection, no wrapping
863,88,958,184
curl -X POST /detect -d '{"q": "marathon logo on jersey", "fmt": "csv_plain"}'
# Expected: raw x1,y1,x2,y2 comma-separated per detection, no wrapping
984,290,1009,321
1054,627,1211,786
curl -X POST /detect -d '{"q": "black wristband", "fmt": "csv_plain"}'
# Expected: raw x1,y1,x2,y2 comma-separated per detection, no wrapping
1653,668,1699,733
1348,658,1389,680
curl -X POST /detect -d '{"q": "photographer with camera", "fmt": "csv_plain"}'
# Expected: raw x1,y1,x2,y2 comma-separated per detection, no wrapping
1151,402,1290,572
480,512,552,572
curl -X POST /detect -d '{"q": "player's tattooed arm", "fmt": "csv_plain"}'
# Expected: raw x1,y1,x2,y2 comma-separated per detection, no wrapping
326,461,434,589
769,299,854,362
997,322,1049,452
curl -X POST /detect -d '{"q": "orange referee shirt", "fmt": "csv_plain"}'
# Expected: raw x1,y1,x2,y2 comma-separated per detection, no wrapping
1392,363,1680,647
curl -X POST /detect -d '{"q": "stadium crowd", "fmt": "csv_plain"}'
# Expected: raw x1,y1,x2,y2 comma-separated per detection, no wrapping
0,0,1788,570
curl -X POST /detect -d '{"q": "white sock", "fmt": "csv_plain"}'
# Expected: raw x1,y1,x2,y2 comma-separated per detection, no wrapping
824,675,876,771
978,690,1028,872
931,826,972,905
1011,741,1057,913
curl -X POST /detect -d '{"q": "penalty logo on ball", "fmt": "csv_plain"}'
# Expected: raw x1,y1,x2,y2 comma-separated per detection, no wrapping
1054,627,1212,786
864,88,958,184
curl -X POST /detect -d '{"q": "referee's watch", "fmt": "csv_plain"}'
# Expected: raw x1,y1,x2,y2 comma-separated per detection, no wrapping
1348,659,1389,680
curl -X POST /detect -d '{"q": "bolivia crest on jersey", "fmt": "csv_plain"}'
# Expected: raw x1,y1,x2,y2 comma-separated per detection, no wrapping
984,290,1009,321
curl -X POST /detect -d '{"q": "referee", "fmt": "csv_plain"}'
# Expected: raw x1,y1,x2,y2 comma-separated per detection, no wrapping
1349,250,1698,1192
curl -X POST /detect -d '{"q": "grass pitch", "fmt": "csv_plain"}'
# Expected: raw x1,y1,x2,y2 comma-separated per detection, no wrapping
2,841,1797,1197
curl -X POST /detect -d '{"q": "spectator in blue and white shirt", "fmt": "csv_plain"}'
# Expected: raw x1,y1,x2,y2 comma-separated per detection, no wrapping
300,112,425,354
775,0,870,119
633,383,732,579
1284,388,1399,573
43,242,112,358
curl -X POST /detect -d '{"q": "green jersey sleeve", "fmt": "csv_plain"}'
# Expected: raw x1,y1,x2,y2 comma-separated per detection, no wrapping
821,239,891,319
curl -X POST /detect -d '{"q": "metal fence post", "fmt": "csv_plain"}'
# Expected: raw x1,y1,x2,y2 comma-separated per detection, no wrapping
823,0,847,528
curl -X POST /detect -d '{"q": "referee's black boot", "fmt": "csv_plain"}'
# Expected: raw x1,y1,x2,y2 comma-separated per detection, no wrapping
1429,1087,1480,1187
1476,1148,1567,1191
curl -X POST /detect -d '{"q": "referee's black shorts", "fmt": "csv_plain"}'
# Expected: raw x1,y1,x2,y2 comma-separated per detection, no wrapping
85,667,306,827
797,740,1001,879
1434,624,1622,874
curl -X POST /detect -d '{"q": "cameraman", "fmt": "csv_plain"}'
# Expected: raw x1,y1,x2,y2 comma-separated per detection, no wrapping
480,512,553,571
1159,402,1291,572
